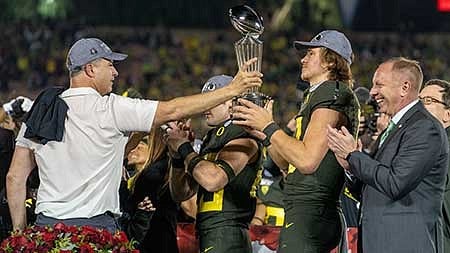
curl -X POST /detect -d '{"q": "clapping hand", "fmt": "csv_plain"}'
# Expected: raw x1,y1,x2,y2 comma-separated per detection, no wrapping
327,125,359,159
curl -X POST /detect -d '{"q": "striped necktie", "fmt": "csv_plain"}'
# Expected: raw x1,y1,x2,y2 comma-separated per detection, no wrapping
379,120,396,147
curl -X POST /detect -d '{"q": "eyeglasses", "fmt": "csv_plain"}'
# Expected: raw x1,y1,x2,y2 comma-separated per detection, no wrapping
419,96,448,107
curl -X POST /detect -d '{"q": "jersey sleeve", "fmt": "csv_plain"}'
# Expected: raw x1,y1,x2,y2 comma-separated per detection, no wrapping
310,82,355,114
309,82,360,136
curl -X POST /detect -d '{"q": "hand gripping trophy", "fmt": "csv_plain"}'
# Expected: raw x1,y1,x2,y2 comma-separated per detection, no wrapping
229,5,270,107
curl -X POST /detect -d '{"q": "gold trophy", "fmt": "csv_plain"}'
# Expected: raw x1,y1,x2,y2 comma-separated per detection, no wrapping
229,5,270,107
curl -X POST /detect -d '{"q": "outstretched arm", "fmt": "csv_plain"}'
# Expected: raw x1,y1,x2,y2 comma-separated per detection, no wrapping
152,58,262,127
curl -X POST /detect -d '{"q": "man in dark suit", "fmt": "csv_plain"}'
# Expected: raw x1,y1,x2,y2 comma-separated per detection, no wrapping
327,57,448,253
420,79,450,252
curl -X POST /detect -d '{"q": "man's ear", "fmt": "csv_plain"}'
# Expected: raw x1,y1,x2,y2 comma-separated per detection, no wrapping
84,64,95,78
400,81,411,97
443,108,450,126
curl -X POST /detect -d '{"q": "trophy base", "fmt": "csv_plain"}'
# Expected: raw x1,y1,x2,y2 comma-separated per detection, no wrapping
233,92,271,107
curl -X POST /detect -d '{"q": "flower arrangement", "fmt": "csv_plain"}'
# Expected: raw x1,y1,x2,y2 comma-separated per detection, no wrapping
0,223,139,253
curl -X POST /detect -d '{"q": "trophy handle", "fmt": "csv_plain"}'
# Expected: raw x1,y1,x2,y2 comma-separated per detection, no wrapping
233,92,271,108
234,35,263,93
229,5,269,107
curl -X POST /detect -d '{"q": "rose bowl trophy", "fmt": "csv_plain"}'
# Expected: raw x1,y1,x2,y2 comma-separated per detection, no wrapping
229,5,270,107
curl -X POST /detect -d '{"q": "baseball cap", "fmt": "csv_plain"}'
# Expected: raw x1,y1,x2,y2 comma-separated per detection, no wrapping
66,38,128,72
294,30,353,65
201,75,233,93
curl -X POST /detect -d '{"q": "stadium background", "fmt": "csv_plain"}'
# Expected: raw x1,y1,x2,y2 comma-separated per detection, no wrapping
1,0,450,135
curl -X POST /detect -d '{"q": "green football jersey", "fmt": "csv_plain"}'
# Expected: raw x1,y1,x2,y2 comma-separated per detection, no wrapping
257,176,285,226
196,120,263,231
284,80,360,206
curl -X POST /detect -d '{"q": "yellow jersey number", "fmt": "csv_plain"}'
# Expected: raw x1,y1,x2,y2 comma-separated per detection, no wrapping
288,116,303,174
198,152,224,212
198,190,224,212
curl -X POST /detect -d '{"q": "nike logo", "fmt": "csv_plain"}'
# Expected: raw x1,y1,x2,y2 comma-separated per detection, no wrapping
202,246,214,253
285,222,294,228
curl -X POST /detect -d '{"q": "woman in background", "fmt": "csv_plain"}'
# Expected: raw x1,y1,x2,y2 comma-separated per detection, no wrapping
126,128,180,253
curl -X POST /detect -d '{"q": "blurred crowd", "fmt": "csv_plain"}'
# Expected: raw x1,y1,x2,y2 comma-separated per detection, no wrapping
2,21,450,132
3,21,450,252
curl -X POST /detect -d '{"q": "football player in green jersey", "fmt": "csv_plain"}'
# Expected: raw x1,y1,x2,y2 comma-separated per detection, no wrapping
233,30,360,253
252,173,285,227
166,75,263,253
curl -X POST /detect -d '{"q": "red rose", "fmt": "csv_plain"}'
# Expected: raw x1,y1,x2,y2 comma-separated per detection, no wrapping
80,226,98,234
10,235,28,248
24,240,36,249
71,234,81,243
79,243,94,253
80,226,100,243
99,229,113,246
41,231,56,243
53,222,66,231
66,225,79,234
37,246,52,252
0,237,10,248
34,225,47,233
113,231,129,244
1,225,136,252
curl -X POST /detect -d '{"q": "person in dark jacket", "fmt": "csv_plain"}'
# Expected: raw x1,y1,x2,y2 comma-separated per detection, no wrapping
328,58,447,253
232,30,359,253
167,75,262,253
420,79,450,252
125,128,180,253
0,96,32,239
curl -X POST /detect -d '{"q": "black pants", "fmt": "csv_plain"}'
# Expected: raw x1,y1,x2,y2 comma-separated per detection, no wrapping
278,204,342,253
199,226,252,253
35,212,119,234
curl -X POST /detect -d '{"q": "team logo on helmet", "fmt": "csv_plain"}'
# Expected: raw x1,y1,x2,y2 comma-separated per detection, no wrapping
202,81,217,93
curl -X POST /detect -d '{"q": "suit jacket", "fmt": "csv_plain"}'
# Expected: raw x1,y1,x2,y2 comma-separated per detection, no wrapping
442,127,450,252
348,102,448,253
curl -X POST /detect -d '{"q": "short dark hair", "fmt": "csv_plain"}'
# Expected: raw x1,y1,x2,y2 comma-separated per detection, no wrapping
320,48,354,88
424,79,450,109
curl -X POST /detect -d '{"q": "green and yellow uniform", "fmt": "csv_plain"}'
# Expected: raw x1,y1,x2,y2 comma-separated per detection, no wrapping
279,80,360,253
257,176,285,226
196,120,262,253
